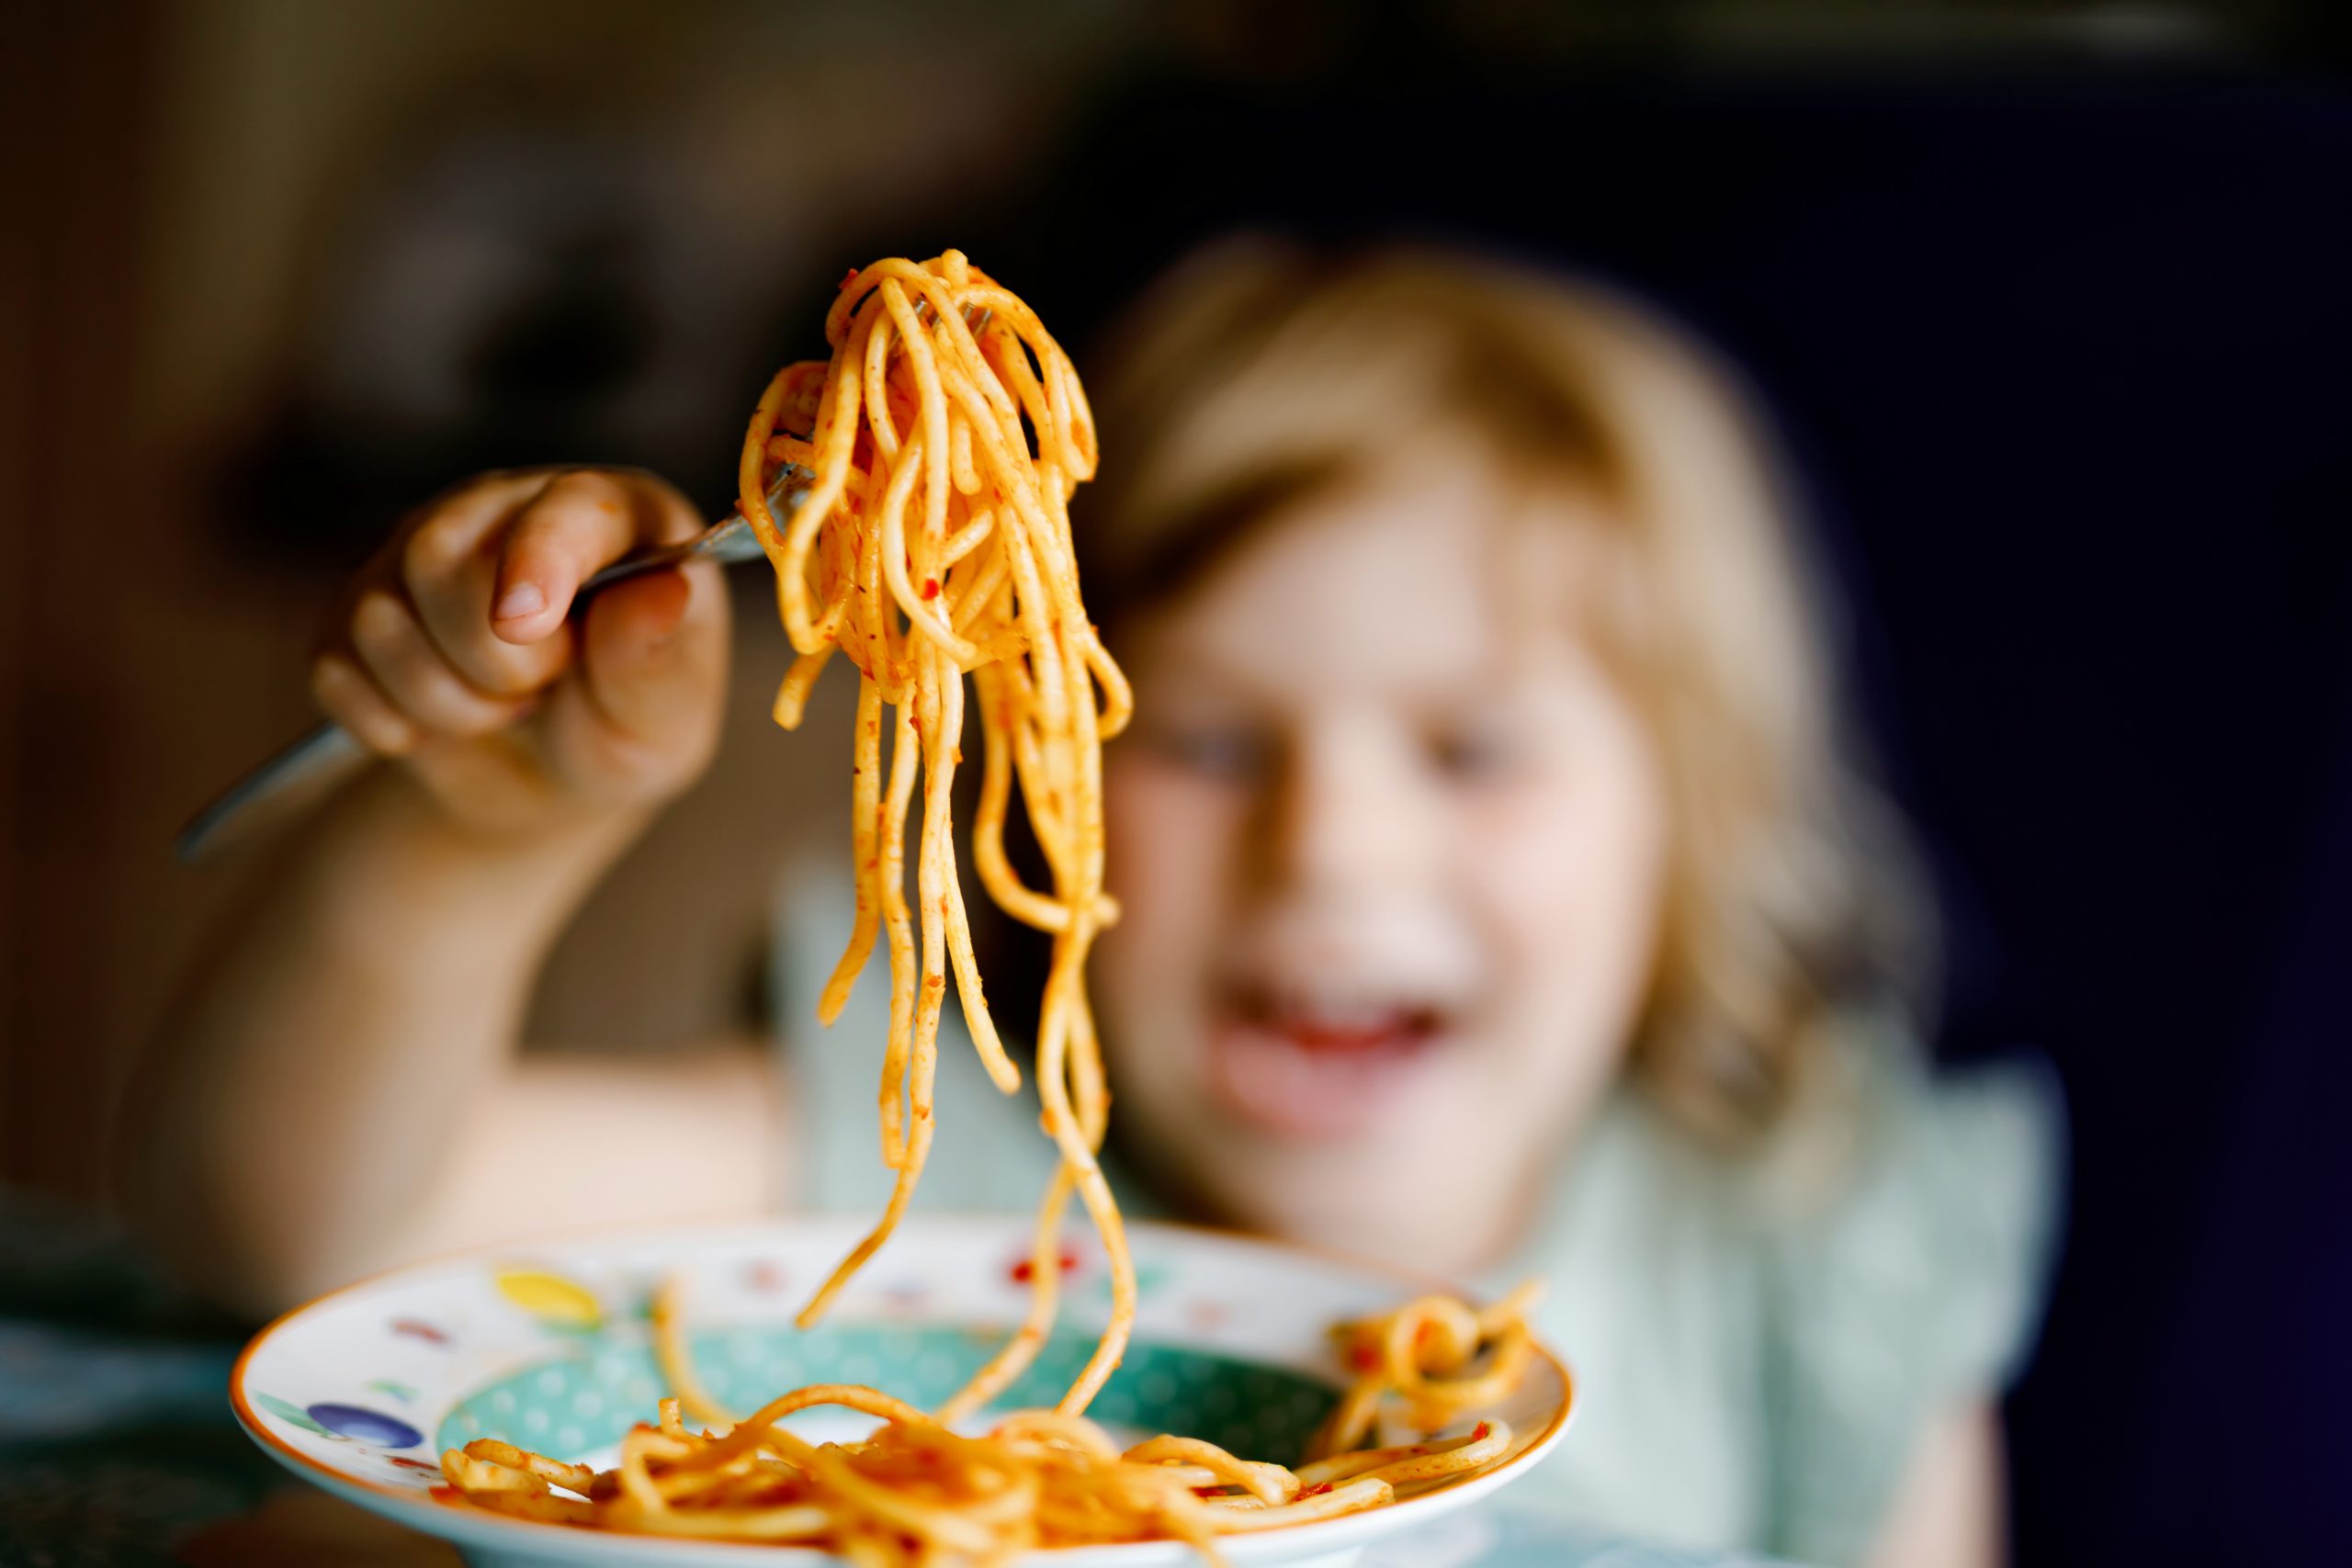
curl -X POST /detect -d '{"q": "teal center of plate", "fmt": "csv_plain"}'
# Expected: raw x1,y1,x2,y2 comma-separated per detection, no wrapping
435,1323,1337,1462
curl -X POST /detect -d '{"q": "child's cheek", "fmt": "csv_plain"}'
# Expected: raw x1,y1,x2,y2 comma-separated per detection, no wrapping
1466,750,1669,1122
1104,758,1243,939
1098,757,1247,1074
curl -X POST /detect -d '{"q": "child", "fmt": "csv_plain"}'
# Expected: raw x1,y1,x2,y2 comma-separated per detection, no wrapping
124,241,2055,1566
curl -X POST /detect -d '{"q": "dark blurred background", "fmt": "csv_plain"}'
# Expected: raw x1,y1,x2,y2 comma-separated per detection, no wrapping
7,3,2350,1563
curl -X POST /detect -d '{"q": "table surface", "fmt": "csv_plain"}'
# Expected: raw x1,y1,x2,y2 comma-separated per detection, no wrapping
0,1195,1799,1568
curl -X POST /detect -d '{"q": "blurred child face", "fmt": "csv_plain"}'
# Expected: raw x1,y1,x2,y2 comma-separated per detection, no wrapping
1097,454,1670,1274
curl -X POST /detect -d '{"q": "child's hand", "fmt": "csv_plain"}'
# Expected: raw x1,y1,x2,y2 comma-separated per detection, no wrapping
311,468,729,837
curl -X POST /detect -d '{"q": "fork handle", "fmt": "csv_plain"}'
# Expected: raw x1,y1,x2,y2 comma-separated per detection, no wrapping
174,725,369,862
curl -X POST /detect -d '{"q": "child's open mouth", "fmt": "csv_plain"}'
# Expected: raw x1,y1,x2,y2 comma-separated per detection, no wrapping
1206,986,1452,1139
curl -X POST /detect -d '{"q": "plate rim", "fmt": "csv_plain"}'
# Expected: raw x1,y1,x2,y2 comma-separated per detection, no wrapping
230,1213,1577,1560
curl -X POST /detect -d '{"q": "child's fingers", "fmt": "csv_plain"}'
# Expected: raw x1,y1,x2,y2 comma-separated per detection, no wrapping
537,558,728,795
324,465,725,809
311,651,416,756
491,471,696,646
402,477,576,700
347,591,531,739
577,564,713,741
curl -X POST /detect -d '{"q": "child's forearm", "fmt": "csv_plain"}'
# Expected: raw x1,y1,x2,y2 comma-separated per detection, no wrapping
118,765,647,1314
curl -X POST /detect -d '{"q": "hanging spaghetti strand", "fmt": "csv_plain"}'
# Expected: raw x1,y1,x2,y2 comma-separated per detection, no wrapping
739,252,1129,1401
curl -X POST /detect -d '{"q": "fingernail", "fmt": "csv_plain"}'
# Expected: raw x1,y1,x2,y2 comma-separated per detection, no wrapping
494,582,546,619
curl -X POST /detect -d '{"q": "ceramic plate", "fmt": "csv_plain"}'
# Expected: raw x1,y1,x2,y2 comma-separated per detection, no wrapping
232,1215,1574,1566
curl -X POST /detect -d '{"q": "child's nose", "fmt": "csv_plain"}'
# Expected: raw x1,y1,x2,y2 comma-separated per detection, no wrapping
1257,717,1441,897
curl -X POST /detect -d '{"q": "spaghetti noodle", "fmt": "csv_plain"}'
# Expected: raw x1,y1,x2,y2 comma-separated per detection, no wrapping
439,1280,1540,1561
436,253,1544,1559
740,250,1131,1416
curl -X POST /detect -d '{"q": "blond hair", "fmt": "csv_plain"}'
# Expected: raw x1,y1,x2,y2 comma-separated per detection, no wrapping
1080,239,1929,1144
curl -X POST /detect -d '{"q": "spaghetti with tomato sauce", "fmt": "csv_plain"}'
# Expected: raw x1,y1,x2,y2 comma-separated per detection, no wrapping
435,252,1542,1562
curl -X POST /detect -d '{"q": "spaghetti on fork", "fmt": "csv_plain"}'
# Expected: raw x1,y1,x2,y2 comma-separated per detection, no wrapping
741,250,1133,1419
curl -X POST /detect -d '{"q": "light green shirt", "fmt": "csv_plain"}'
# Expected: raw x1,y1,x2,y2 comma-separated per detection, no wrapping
776,873,2060,1566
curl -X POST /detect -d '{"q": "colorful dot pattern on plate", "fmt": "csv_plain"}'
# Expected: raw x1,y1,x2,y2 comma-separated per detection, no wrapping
252,1392,424,1449
435,1324,1336,1462
495,1268,604,1330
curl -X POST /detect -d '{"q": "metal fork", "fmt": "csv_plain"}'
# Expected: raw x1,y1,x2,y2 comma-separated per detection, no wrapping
173,482,797,863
